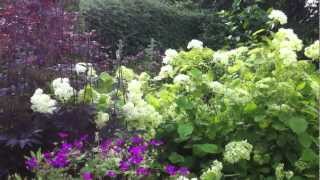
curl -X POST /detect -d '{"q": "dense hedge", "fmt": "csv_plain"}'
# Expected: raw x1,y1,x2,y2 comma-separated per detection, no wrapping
80,0,205,55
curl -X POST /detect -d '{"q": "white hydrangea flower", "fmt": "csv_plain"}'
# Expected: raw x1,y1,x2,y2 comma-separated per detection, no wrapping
154,65,174,80
273,28,303,51
213,51,229,65
30,88,57,114
52,78,70,90
200,160,223,180
52,78,74,101
75,62,98,80
304,40,319,60
95,111,109,129
176,176,198,180
275,163,294,180
279,48,297,65
173,74,191,85
116,66,136,81
163,49,178,64
208,81,224,94
122,79,163,137
305,0,318,8
268,10,288,25
223,140,253,164
187,39,203,49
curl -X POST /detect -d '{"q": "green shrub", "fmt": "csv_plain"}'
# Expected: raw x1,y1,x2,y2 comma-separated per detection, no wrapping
80,0,204,55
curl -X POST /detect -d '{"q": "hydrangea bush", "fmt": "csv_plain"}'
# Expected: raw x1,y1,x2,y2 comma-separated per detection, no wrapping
19,9,320,180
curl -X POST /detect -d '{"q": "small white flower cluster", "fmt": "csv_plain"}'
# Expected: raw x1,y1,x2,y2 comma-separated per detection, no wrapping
173,74,191,85
163,49,178,64
223,140,253,164
275,163,294,180
154,65,174,80
75,62,98,80
52,78,74,101
273,28,303,51
187,39,203,49
305,0,318,8
272,28,303,65
304,40,319,60
176,176,198,180
95,111,110,129
122,79,162,137
30,88,57,114
200,160,223,180
116,66,136,81
212,51,229,65
268,10,288,25
208,81,225,94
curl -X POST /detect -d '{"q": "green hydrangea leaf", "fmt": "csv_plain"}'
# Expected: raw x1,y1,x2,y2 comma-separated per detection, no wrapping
288,116,308,134
178,123,194,138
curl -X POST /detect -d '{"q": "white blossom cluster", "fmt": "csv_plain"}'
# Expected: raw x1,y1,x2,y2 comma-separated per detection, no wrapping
173,74,191,85
272,28,303,65
176,176,198,180
223,140,253,164
154,65,174,80
268,10,288,25
122,79,162,137
75,62,98,80
305,0,318,8
275,163,294,180
52,78,74,101
304,40,319,60
163,49,178,64
200,160,223,180
116,66,136,82
30,88,57,114
187,39,203,49
95,111,110,129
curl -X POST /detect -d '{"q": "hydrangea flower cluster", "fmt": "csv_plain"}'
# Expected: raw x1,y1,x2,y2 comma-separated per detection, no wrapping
304,40,319,60
173,74,191,85
122,79,162,137
30,88,57,114
52,78,74,101
187,39,204,49
155,65,174,80
163,49,178,64
273,28,303,51
223,140,253,164
75,62,98,80
200,160,223,180
275,163,294,180
268,10,288,25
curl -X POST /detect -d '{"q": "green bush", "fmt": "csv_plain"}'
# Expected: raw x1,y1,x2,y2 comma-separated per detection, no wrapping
80,0,204,55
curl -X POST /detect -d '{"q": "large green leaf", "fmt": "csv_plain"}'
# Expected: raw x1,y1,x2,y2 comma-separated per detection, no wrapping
177,123,194,138
169,152,185,164
287,116,308,134
192,143,219,157
97,72,113,93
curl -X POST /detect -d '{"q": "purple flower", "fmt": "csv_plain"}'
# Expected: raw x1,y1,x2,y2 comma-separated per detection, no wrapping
100,139,113,153
25,157,38,170
61,142,72,153
115,138,125,147
119,160,131,172
149,139,164,147
128,155,144,165
136,167,150,176
82,172,93,180
165,164,177,176
130,136,144,145
178,167,190,176
49,152,69,168
106,170,117,177
129,145,146,156
74,140,84,149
